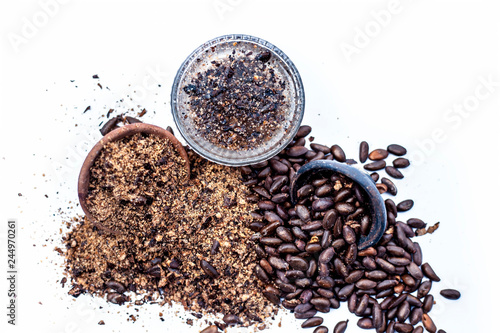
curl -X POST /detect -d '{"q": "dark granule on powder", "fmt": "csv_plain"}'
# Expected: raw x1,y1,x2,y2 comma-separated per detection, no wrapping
63,147,275,326
183,51,287,150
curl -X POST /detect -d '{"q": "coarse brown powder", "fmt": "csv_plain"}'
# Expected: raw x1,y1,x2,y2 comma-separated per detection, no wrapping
63,140,276,327
86,133,188,234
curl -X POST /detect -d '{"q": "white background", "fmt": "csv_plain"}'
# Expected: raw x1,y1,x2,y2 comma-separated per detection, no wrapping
1,0,499,332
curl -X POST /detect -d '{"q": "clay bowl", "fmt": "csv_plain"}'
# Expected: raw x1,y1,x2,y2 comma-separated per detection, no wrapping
77,123,190,225
290,160,387,250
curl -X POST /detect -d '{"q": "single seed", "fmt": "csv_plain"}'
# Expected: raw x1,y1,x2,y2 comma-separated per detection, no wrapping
311,143,331,154
381,177,397,195
407,262,424,280
222,314,240,325
336,202,356,215
201,260,219,278
364,160,386,171
295,303,313,314
410,307,423,325
316,184,333,197
421,263,441,282
331,145,346,162
357,318,374,329
312,198,335,212
387,144,407,156
356,279,377,290
295,309,318,319
322,209,337,229
369,149,389,160
397,301,410,322
422,313,437,333
345,270,365,283
365,270,387,280
318,247,335,263
314,326,329,333
386,166,404,179
360,141,369,163
393,322,413,333
355,294,370,316
292,137,306,147
295,125,312,138
440,289,461,300
397,199,414,212
342,225,357,244
417,280,432,298
296,204,311,222
288,146,309,157
302,317,324,328
297,184,315,199
423,294,434,313
393,157,410,168
407,218,426,229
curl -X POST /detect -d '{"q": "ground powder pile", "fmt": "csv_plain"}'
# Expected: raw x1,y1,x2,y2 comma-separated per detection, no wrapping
63,134,276,327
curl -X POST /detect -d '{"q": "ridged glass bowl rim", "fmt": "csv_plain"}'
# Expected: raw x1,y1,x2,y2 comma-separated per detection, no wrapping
170,34,305,166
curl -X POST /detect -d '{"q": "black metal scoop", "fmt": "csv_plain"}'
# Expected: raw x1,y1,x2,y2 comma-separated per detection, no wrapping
290,160,387,250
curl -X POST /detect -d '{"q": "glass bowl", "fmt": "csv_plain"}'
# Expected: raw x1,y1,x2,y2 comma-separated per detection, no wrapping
171,34,305,166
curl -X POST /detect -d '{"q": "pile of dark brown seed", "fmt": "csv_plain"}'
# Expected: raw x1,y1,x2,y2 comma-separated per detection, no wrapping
237,125,460,333
183,51,287,150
